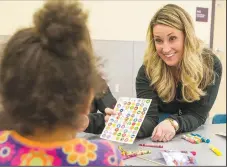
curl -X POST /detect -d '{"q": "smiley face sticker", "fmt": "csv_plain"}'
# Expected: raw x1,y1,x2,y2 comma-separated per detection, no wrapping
146,99,151,103
110,118,115,122
133,118,137,122
131,134,136,138
132,131,137,135
100,97,152,144
134,127,139,130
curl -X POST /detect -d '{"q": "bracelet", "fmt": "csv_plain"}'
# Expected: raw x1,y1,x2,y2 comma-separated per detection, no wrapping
165,118,179,132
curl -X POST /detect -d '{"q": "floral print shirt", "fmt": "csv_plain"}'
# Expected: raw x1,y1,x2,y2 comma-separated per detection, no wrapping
0,131,123,166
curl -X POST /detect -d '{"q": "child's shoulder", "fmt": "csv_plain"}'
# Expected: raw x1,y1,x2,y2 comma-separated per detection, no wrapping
72,138,118,154
88,138,115,148
69,138,123,166
0,130,11,142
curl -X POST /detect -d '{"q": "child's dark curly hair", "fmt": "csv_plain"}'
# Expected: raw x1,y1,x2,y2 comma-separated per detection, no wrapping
0,0,104,135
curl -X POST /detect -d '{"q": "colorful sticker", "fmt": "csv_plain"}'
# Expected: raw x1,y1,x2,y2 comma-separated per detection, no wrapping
100,97,152,144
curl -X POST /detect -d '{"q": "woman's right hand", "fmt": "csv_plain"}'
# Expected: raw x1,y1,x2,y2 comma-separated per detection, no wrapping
104,108,116,123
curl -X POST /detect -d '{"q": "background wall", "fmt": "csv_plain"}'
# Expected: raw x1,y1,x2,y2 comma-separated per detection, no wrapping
0,0,225,116
0,0,212,45
82,0,212,45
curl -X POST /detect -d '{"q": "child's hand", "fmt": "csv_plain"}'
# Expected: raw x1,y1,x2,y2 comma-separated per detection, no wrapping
104,108,116,123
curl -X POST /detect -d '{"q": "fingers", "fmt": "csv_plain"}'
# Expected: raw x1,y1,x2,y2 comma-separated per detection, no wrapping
167,132,176,141
151,127,162,141
158,132,166,142
104,115,110,123
162,132,176,142
151,127,157,138
104,108,116,123
162,134,171,142
104,108,116,115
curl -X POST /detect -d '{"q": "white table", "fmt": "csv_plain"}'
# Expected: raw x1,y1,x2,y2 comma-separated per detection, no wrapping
78,124,226,166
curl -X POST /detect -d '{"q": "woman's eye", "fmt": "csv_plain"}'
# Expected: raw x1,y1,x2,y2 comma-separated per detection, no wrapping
170,36,177,41
154,39,162,43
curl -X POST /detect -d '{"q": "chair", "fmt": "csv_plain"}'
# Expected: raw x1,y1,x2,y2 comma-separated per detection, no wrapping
212,114,226,124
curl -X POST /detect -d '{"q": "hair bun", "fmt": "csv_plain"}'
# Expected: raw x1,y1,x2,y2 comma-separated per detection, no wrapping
33,0,88,45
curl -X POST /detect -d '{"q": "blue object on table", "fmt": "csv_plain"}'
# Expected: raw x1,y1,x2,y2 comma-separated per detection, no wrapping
212,114,226,124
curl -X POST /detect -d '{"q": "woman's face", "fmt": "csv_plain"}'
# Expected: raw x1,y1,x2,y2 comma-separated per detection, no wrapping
153,24,185,67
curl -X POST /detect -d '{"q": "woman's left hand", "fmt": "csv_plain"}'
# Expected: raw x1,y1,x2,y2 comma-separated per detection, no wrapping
151,120,176,142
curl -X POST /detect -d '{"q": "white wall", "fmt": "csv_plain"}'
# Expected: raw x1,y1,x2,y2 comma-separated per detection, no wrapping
0,0,212,45
82,0,212,45
0,1,44,35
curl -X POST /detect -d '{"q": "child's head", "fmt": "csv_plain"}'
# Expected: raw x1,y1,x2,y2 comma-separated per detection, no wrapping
0,0,104,135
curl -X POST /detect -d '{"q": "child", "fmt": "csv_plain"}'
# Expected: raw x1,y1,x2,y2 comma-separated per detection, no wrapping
0,0,123,166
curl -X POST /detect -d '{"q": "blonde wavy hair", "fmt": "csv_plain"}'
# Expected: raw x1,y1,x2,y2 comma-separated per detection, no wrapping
144,4,214,103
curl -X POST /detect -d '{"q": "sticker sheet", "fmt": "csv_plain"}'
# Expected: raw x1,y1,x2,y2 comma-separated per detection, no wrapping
100,97,152,144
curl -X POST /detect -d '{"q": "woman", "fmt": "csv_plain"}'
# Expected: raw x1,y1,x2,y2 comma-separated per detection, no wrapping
105,4,222,142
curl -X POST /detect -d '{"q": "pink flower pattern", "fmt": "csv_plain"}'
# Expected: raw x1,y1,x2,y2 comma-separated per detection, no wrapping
0,131,123,166
0,142,16,163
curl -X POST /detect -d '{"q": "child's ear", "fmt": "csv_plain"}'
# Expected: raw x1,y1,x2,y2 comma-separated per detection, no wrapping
75,114,89,132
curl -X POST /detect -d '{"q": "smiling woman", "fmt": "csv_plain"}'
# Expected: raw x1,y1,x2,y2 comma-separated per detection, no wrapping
103,4,222,142
132,4,222,141
153,24,185,67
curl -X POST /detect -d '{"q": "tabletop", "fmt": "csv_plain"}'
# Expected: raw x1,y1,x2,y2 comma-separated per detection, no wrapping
77,124,226,166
